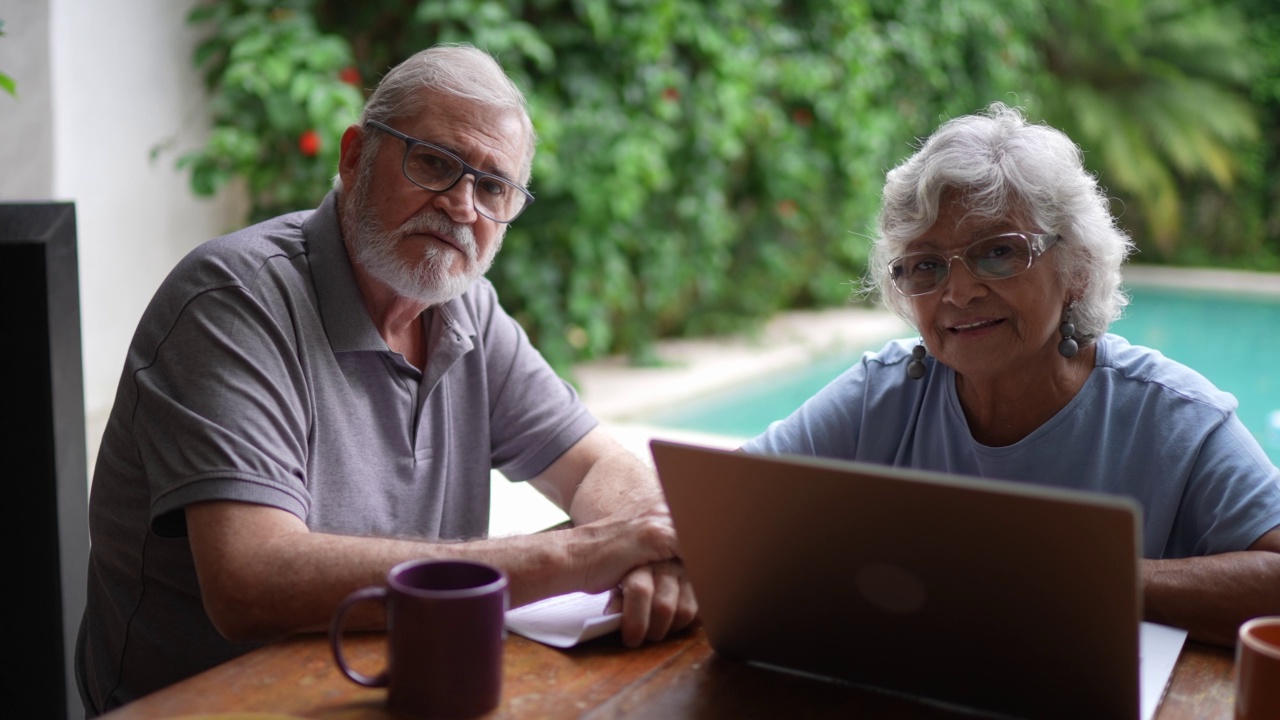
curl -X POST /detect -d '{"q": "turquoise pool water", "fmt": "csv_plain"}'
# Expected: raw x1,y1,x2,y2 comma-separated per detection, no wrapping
639,285,1280,464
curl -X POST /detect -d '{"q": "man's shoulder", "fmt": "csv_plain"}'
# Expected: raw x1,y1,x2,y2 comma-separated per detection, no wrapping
171,209,315,289
202,208,312,263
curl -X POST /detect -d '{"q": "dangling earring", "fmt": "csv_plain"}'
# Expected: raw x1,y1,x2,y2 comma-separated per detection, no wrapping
907,341,927,379
1058,303,1079,359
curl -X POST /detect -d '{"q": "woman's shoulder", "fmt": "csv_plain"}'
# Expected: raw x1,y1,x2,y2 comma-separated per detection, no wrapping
1094,334,1236,412
862,337,918,368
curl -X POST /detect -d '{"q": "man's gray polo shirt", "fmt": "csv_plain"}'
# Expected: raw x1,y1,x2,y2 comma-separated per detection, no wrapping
77,191,596,713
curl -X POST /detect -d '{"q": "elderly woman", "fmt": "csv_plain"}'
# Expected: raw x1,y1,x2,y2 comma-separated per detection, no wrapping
742,103,1280,647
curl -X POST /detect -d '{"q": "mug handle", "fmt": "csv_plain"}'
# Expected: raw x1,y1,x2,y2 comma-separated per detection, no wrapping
330,586,391,687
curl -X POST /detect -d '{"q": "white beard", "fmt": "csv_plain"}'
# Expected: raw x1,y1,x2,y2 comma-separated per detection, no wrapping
341,166,501,306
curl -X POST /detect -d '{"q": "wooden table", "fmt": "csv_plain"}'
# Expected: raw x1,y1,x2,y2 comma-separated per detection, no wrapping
99,625,1236,719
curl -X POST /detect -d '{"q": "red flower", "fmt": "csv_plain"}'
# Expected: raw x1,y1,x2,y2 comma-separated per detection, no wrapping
661,87,680,102
299,129,321,157
339,66,361,86
791,108,814,127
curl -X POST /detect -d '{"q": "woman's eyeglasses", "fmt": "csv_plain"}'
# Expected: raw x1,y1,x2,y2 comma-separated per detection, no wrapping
889,232,1059,297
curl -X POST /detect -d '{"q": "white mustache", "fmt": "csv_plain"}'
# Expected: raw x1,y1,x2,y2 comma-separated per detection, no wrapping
396,212,477,260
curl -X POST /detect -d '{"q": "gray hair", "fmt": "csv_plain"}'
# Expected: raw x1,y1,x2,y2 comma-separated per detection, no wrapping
865,102,1134,342
336,43,536,190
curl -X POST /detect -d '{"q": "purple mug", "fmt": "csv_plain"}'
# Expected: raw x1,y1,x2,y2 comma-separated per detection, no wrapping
330,559,508,719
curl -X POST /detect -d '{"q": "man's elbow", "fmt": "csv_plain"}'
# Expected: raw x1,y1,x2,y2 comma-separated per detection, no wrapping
200,580,290,644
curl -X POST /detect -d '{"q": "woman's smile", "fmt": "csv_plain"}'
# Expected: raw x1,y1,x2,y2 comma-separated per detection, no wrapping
948,317,1005,334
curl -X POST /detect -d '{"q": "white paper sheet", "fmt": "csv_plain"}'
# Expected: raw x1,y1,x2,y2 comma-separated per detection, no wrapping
1140,621,1188,720
505,591,622,648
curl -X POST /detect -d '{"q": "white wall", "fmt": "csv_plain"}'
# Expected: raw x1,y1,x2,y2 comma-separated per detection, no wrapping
1,0,247,472
0,0,54,195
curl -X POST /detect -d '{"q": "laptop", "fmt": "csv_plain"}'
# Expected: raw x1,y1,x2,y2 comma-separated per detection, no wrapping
650,439,1151,720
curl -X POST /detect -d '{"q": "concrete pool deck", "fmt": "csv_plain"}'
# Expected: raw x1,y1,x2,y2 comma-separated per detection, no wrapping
576,304,911,444
488,263,1280,535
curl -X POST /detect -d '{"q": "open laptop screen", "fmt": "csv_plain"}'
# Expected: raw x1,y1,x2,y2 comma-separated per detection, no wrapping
651,439,1143,720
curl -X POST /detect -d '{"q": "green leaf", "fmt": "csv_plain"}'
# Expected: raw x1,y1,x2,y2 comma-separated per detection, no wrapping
186,4,221,25
0,72,15,98
192,37,225,69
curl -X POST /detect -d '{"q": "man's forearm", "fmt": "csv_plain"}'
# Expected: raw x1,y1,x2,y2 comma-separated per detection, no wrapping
190,509,575,642
529,428,667,526
188,498,678,644
567,448,666,525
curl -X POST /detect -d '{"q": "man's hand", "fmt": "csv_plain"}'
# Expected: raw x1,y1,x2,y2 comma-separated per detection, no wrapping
608,559,698,647
527,427,699,641
552,509,679,595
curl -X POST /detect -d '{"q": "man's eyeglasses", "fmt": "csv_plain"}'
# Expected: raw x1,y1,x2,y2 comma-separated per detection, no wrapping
364,120,534,224
889,232,1060,297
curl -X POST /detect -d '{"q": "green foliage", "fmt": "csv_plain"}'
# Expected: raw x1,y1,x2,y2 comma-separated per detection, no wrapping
180,0,1278,370
1209,0,1280,269
495,0,902,363
181,0,365,222
1032,0,1265,261
0,19,16,98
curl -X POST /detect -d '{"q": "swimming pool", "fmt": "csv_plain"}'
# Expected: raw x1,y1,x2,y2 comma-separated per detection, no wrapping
638,282,1280,464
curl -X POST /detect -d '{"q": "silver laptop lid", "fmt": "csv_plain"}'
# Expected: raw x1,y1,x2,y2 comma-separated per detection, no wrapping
651,439,1143,720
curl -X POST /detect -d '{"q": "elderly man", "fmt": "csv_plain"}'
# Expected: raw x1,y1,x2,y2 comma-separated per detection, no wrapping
76,44,695,715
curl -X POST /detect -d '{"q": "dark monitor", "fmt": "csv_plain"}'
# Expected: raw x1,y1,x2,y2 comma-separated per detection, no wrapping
0,202,89,720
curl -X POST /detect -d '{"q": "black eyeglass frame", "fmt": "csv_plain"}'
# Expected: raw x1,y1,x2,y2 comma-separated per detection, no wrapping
888,231,1060,297
364,119,534,224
